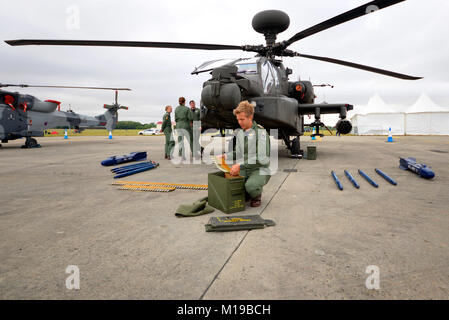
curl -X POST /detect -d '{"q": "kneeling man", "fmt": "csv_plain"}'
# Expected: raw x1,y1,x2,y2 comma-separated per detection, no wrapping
225,100,271,207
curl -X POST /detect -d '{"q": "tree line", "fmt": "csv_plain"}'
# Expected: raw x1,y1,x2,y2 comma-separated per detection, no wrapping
55,121,157,130
115,121,157,129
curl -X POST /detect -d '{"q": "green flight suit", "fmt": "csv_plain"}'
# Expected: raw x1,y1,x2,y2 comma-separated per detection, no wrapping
227,121,271,198
175,104,192,157
190,107,201,157
161,111,174,157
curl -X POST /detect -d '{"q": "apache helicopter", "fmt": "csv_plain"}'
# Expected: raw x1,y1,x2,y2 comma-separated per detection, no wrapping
0,84,130,148
5,0,422,155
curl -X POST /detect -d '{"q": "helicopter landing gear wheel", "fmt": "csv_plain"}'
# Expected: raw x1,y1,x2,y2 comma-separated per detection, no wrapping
22,137,41,149
290,137,303,159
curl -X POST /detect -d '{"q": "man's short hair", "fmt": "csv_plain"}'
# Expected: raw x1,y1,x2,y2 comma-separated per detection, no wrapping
179,97,186,105
189,100,195,104
165,105,171,111
233,100,254,117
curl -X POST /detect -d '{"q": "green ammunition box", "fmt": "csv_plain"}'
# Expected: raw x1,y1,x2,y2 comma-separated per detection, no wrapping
307,145,317,160
208,171,246,214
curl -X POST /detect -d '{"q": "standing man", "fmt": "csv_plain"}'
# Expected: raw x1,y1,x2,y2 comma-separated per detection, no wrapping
174,97,192,159
189,100,201,159
224,100,271,207
161,105,175,160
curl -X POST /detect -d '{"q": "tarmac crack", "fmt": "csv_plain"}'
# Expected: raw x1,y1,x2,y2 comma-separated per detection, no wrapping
198,159,300,300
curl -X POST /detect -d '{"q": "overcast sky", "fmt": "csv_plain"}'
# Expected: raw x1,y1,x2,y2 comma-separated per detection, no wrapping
1,0,448,125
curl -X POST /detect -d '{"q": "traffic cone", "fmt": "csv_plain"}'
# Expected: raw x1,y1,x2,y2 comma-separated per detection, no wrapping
108,131,113,139
64,130,68,139
387,127,394,142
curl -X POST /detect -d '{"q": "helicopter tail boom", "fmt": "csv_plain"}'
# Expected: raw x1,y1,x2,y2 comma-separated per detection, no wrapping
94,108,118,131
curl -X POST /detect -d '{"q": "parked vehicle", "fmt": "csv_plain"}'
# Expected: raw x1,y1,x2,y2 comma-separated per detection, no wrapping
138,128,160,135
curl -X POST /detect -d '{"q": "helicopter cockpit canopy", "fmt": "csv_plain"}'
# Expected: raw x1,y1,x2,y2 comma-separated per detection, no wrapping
260,59,280,93
191,57,259,75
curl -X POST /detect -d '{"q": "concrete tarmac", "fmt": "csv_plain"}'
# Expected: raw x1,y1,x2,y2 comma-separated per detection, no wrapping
0,135,448,299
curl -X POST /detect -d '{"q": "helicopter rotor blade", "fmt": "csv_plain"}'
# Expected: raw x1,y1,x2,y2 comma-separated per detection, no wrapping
5,39,244,51
284,0,405,47
0,83,131,90
295,52,422,80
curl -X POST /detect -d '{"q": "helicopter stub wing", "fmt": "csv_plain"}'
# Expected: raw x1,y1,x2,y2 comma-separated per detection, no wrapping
298,103,353,115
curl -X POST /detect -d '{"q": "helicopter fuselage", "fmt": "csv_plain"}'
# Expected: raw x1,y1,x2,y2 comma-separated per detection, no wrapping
196,56,352,142
198,57,303,135
0,89,118,145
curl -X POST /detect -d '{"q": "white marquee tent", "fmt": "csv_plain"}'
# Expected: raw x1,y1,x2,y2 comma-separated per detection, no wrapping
405,94,449,135
350,93,405,135
351,93,449,136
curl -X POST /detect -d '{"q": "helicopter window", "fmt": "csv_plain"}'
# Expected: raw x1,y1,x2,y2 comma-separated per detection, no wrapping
1,94,19,109
236,63,258,74
261,61,276,93
270,63,280,87
3,94,15,105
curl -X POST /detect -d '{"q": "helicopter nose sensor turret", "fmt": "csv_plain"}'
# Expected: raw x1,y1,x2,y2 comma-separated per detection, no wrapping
252,10,290,46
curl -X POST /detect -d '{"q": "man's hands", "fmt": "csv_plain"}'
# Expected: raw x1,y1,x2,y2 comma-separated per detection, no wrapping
218,154,240,176
230,164,240,176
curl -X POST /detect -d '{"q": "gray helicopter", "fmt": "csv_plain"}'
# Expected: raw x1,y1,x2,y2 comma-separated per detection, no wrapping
0,84,130,148
5,0,422,155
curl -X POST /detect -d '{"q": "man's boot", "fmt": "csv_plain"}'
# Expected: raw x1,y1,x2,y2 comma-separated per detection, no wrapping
250,195,261,207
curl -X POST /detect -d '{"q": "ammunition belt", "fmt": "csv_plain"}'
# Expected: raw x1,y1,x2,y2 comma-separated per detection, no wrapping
118,184,175,192
113,181,208,190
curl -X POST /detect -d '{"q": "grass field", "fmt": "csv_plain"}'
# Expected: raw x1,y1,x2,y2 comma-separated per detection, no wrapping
44,128,344,137
44,129,162,137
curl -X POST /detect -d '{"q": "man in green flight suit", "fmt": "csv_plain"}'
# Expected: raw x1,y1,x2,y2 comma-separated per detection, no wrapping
161,105,175,160
189,100,201,159
174,97,192,159
223,100,271,207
